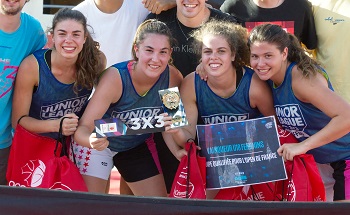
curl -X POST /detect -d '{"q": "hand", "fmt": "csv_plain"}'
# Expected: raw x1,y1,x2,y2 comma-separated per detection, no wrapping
142,0,176,14
60,113,79,136
160,112,173,131
174,148,187,161
195,62,208,81
277,142,308,161
89,133,109,151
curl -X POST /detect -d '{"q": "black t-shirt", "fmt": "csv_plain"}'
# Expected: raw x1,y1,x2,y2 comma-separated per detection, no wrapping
220,0,317,49
146,8,238,77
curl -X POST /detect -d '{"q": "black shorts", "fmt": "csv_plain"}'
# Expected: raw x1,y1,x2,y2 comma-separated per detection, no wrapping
153,132,180,193
330,160,350,201
113,141,160,183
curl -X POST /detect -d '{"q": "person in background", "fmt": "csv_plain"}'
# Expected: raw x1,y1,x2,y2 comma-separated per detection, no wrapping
11,7,105,178
73,19,183,197
248,23,350,202
143,0,176,14
142,0,225,14
0,0,46,185
220,0,317,50
73,0,149,68
146,0,238,194
148,0,238,77
308,0,350,102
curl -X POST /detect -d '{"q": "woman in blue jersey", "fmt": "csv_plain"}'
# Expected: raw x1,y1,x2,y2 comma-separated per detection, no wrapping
74,19,183,197
248,23,350,201
11,8,106,151
170,20,275,198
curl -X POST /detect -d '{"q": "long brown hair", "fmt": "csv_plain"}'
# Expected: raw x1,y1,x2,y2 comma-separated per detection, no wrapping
248,24,321,77
50,8,101,93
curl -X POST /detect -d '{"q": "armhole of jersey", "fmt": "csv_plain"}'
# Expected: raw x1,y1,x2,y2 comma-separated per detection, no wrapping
236,67,243,88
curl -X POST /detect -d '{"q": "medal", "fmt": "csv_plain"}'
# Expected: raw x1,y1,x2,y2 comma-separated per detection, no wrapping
162,91,180,110
172,115,182,123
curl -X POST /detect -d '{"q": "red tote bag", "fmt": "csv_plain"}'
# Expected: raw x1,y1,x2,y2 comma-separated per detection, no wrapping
7,117,87,192
274,127,326,202
169,140,206,199
7,124,61,188
39,155,87,191
215,183,277,201
274,154,326,202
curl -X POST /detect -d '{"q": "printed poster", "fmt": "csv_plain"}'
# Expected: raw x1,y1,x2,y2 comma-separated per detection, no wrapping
197,116,286,189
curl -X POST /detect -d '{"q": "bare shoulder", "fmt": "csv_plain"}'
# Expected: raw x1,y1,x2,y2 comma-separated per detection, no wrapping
183,71,195,83
17,54,39,83
250,72,271,96
95,66,122,103
19,54,38,73
99,66,121,85
169,64,183,87
181,72,195,94
250,72,269,90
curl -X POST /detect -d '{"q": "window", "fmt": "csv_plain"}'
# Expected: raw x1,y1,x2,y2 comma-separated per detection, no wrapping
43,0,83,14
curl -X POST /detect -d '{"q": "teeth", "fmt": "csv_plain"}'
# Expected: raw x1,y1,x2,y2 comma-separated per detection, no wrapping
149,65,160,69
210,64,220,68
63,47,75,51
259,69,269,73
184,4,196,8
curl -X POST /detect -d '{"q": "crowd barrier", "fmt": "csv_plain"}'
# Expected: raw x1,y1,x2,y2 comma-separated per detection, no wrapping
1,186,349,215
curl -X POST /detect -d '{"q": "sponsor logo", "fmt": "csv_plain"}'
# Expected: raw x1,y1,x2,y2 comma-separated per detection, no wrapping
9,160,73,190
171,166,194,198
285,179,296,202
325,17,345,25
275,104,309,138
40,96,88,119
202,113,249,124
21,159,46,187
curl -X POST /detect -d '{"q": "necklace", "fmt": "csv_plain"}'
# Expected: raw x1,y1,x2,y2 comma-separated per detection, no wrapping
176,17,191,41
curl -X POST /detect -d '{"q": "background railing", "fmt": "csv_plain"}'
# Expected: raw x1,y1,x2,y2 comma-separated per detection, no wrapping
42,0,82,14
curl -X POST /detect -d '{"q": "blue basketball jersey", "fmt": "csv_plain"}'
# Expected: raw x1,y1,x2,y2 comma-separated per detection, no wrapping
104,61,170,152
270,62,350,163
195,66,262,125
29,49,92,138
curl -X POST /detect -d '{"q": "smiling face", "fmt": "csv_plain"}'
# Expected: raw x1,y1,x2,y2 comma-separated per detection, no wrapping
250,41,288,85
0,0,26,16
134,33,172,79
52,19,86,60
201,34,235,78
176,0,207,20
